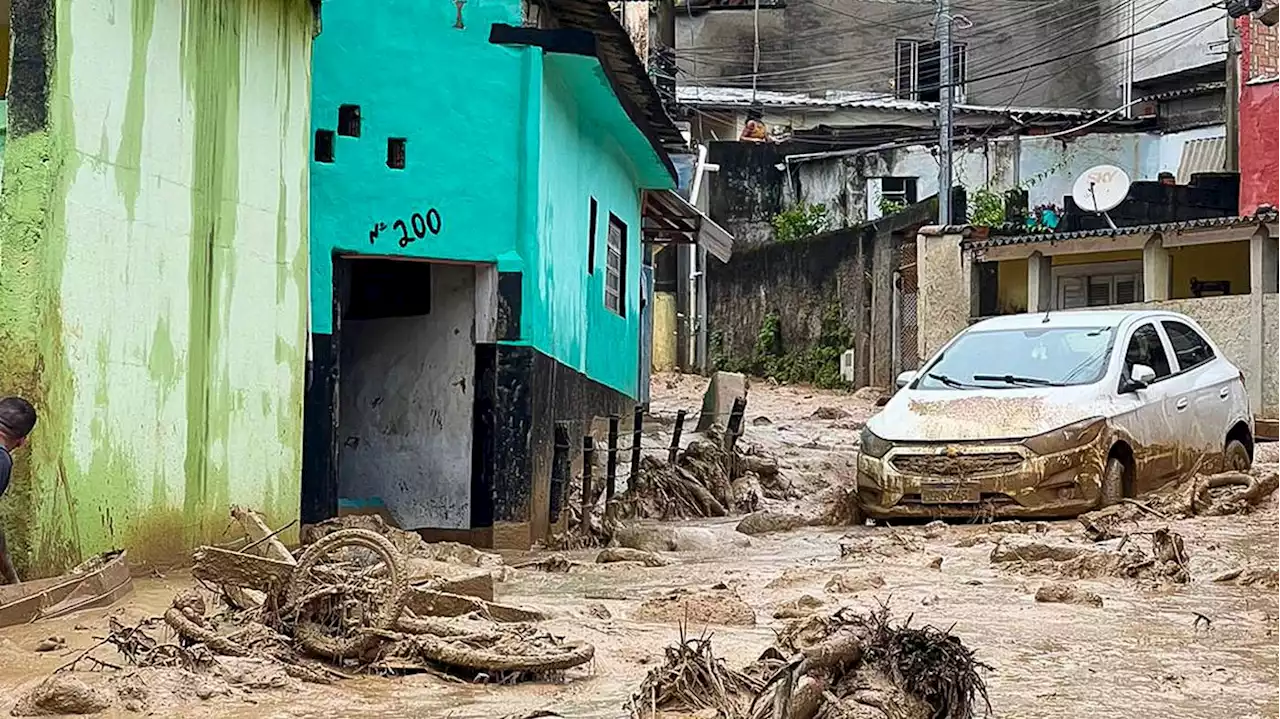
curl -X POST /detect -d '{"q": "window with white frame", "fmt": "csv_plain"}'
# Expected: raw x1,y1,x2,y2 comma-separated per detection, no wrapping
605,213,627,316
1052,261,1143,310
867,176,920,219
895,39,966,103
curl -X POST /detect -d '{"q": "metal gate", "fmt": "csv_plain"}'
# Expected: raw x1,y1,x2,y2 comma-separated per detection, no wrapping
891,238,920,378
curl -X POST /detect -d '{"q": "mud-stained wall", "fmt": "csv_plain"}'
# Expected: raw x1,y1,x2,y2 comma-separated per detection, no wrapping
0,0,314,575
916,231,973,362
1264,294,1278,420
707,201,932,389
337,264,476,530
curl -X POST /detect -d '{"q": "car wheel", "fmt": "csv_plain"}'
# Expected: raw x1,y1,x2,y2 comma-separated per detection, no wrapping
1099,456,1125,507
1225,439,1252,472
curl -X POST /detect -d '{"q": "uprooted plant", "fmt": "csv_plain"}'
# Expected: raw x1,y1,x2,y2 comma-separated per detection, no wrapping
629,606,991,719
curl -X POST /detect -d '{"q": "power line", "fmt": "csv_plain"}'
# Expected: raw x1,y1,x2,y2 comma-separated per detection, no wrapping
677,0,1162,92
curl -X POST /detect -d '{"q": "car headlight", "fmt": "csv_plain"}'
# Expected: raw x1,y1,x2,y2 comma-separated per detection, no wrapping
859,427,892,458
1022,417,1105,455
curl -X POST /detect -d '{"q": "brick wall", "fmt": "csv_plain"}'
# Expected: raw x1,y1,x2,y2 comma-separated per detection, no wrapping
1242,15,1279,81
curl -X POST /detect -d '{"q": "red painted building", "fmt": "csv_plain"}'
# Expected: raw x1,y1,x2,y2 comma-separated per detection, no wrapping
1238,14,1279,214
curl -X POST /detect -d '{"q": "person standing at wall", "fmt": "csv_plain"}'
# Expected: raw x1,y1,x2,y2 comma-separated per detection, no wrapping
0,397,37,585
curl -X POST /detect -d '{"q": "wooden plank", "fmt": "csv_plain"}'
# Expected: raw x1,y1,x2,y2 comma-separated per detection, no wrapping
230,505,296,565
404,589,546,624
192,546,295,590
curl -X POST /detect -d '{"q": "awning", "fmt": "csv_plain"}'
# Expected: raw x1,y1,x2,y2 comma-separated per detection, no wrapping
641,189,734,262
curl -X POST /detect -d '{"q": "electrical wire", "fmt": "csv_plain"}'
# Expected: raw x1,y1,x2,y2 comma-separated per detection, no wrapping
680,0,1183,92
674,14,1221,148
680,0,1218,108
675,13,1214,114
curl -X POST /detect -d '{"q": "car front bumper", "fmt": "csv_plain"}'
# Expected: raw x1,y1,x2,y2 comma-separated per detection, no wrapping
856,438,1106,519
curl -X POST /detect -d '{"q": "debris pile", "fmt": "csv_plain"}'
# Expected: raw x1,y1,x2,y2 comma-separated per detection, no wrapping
990,529,1190,584
1078,469,1279,541
17,509,594,715
551,418,795,549
629,607,990,719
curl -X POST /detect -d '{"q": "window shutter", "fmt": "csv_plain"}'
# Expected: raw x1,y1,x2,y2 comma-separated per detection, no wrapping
1059,277,1086,309
1087,276,1112,306
895,40,915,99
1114,275,1137,305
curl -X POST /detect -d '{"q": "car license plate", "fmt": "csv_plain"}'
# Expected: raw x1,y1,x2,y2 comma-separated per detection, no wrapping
921,482,980,504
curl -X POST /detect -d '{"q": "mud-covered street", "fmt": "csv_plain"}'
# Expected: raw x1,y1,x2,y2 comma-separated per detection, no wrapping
1,374,1276,719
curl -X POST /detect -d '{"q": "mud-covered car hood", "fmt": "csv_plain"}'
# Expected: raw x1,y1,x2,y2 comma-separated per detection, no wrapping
867,386,1103,443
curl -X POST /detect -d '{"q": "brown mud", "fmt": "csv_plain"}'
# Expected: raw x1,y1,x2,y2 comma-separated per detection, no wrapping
0,375,1276,718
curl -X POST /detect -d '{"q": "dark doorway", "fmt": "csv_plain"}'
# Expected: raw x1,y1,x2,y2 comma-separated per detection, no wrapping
301,257,478,531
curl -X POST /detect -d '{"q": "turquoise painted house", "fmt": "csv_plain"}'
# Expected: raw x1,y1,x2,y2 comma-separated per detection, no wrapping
304,0,719,547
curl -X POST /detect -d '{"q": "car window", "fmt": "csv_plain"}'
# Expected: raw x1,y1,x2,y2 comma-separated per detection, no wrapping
1123,323,1172,379
1161,320,1215,371
915,325,1116,390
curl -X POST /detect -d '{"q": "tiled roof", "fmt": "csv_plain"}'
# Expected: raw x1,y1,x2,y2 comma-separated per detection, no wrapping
963,210,1279,249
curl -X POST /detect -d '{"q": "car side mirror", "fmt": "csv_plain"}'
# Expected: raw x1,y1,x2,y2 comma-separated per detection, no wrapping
895,370,917,390
1125,363,1156,392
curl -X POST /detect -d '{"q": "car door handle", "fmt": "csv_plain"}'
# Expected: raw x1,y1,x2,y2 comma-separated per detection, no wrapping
1220,387,1230,399
1176,398,1189,411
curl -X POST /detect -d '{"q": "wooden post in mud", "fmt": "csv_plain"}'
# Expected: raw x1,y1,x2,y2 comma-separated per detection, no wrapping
629,405,644,492
551,423,570,522
726,396,746,449
725,396,747,479
581,436,595,530
606,415,620,500
669,409,687,464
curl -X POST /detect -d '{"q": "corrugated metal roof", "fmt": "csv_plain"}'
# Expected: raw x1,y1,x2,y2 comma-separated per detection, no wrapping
963,211,1279,250
1177,137,1226,184
676,85,1110,119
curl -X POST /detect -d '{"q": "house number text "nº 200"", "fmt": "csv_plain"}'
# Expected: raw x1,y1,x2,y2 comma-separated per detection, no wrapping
368,208,443,247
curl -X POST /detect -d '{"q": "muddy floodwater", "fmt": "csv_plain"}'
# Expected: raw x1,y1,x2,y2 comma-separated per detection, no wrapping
2,375,1276,718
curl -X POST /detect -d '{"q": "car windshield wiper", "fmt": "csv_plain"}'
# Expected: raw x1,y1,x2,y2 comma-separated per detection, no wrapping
926,373,980,389
972,374,1065,387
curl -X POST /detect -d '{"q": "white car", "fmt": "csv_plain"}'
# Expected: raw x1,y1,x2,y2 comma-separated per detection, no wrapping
857,309,1253,519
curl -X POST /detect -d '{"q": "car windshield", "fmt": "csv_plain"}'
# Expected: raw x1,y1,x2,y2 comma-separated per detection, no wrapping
916,325,1116,390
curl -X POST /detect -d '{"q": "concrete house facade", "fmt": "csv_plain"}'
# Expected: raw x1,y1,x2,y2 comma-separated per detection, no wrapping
304,0,690,548
0,0,317,575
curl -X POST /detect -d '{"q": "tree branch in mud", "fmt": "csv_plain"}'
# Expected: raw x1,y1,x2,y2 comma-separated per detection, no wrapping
631,607,990,719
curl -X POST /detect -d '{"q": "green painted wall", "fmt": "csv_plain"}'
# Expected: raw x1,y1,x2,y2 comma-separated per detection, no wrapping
309,0,528,335
534,55,662,396
310,0,673,398
0,0,313,576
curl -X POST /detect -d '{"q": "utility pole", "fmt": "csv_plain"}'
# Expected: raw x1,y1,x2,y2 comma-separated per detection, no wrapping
1124,0,1136,118
1225,13,1241,172
937,0,954,225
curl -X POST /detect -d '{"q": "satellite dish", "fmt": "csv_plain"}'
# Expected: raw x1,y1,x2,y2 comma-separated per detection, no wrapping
1071,165,1131,213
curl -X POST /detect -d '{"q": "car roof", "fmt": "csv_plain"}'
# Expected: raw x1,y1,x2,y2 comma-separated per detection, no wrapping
968,308,1189,332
